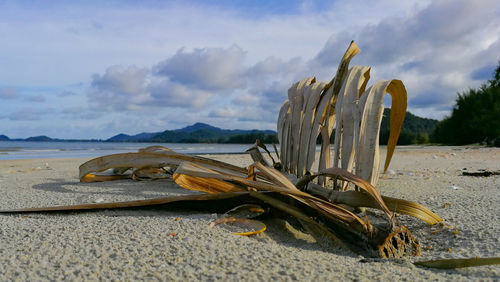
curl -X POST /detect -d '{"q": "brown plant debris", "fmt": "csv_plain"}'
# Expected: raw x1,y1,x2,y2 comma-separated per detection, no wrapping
0,41,449,260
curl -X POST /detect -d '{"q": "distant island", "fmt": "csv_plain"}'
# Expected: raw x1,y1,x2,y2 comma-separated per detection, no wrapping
0,110,439,145
107,122,277,144
0,122,279,144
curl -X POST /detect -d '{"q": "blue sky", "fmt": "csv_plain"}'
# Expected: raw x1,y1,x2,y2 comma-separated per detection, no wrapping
1,0,499,139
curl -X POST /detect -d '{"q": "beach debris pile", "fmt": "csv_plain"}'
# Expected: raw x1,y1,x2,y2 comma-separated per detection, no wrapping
12,144,439,258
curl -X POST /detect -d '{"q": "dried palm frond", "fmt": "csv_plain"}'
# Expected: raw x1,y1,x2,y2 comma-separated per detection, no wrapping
2,145,429,258
277,41,406,188
210,217,267,236
1,41,445,260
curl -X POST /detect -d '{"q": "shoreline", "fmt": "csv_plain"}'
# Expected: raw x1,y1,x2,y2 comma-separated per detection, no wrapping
1,143,494,162
0,146,499,280
0,141,266,161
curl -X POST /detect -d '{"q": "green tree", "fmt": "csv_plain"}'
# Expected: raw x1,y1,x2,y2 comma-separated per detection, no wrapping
488,61,500,88
225,133,278,144
432,62,500,145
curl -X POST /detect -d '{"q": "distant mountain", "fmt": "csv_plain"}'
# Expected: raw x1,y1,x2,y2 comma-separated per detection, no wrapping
107,123,277,143
107,132,157,142
175,122,218,133
24,135,53,142
1,111,439,145
107,134,130,142
379,108,439,145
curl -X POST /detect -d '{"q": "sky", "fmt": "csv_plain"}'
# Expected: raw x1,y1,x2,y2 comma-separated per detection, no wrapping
0,0,499,139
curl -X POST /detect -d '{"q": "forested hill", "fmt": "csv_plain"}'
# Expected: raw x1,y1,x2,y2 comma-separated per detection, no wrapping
107,122,278,144
379,109,439,145
110,113,438,145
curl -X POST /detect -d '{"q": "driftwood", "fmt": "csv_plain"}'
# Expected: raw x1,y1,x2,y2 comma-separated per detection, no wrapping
461,170,500,177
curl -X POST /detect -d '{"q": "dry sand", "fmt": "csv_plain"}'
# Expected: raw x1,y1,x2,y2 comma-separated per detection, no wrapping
0,146,499,281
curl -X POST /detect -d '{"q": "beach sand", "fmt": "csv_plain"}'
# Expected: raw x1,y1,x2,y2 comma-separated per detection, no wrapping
0,146,499,280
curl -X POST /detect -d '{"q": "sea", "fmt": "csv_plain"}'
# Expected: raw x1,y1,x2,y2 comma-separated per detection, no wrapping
0,141,267,160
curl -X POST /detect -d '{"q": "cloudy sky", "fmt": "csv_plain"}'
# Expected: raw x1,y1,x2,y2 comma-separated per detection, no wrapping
1,0,499,139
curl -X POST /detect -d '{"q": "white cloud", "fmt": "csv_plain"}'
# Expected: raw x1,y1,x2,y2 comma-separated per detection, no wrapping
232,93,259,105
311,0,500,117
87,46,305,115
91,65,149,96
88,63,215,111
209,107,239,119
1,0,499,138
147,77,212,108
89,65,149,111
154,46,246,91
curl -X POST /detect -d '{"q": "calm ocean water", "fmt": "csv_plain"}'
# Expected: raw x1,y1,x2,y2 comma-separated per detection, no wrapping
0,141,263,160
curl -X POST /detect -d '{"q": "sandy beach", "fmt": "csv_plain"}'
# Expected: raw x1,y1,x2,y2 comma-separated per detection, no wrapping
0,146,499,280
